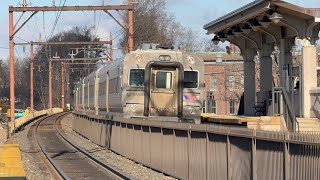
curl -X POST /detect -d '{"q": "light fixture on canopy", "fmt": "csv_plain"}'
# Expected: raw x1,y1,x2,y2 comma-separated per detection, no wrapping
212,35,220,45
233,26,243,37
269,11,283,24
242,23,252,34
260,16,272,28
226,29,235,39
268,6,283,24
218,32,227,43
250,18,262,31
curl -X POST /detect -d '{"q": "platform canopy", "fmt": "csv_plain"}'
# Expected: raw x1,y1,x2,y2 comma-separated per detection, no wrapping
203,0,320,122
203,0,320,50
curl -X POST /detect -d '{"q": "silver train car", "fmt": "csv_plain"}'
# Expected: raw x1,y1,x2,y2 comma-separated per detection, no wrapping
74,45,204,122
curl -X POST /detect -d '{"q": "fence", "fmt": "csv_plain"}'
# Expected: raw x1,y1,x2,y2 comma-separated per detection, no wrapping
310,88,320,119
12,108,63,133
272,87,297,132
73,112,320,180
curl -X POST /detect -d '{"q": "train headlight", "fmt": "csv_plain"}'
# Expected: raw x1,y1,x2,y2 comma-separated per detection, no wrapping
130,104,137,113
159,55,171,61
187,56,195,65
188,106,195,114
135,54,142,62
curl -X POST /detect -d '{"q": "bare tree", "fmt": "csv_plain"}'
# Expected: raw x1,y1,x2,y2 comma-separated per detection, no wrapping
120,0,201,52
33,27,101,109
200,38,224,52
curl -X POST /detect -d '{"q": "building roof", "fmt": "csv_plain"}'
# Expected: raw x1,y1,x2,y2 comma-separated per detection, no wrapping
194,53,243,61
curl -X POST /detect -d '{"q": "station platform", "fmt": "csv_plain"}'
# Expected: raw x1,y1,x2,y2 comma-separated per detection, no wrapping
0,144,26,179
201,113,260,124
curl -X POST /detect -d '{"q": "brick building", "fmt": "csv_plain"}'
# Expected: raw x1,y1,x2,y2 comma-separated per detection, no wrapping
195,52,244,115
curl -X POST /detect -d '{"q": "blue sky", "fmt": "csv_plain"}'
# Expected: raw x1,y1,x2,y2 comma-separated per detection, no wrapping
0,0,319,59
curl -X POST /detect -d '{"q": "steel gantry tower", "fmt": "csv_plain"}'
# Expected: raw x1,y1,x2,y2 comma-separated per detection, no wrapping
9,2,134,126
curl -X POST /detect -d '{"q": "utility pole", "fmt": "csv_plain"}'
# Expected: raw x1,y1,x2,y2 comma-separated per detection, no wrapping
61,62,65,109
30,42,34,113
49,60,52,113
128,0,134,52
9,10,15,126
110,32,113,61
66,65,70,108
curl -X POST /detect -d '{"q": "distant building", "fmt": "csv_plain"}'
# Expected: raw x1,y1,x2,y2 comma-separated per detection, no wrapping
195,52,244,115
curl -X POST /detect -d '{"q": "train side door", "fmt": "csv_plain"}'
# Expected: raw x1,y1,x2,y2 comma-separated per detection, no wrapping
150,68,177,116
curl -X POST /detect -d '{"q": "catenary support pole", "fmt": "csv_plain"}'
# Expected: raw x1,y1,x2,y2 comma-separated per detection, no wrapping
128,0,134,52
9,9,15,126
49,60,52,113
30,42,34,113
61,62,65,109
110,32,113,61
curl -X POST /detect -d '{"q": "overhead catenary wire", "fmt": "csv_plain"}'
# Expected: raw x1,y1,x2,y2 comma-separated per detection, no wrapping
15,36,30,43
14,47,22,62
48,0,67,39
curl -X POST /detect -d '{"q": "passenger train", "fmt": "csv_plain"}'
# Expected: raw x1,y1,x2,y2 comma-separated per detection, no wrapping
74,44,204,123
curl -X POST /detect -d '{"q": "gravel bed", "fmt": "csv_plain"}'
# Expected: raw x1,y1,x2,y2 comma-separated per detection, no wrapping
0,126,8,144
6,119,55,180
60,114,176,180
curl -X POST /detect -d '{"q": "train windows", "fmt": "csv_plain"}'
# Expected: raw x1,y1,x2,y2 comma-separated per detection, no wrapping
89,85,94,97
156,71,172,89
99,82,106,96
184,71,198,88
109,78,119,94
129,69,144,87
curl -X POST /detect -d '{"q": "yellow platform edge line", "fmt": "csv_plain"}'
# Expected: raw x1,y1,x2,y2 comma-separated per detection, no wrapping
201,113,260,122
0,144,26,178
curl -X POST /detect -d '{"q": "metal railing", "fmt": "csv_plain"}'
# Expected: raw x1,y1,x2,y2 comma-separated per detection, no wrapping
73,112,320,180
272,87,297,132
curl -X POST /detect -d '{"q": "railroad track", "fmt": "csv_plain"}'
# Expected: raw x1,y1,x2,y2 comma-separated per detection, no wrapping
34,113,133,180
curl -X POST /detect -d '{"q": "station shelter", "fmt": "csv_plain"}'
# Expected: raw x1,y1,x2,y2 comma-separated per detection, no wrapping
203,0,320,131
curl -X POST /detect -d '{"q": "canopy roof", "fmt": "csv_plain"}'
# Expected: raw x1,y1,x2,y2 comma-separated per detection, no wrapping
204,0,320,42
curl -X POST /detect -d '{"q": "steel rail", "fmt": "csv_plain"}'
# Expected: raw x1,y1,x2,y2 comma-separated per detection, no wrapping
34,113,70,180
54,114,134,180
28,114,63,180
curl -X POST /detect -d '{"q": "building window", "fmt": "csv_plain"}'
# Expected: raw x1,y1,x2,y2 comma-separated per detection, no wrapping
207,94,216,114
230,100,236,115
228,76,235,90
202,100,206,113
210,75,217,91
241,76,244,91
211,99,216,114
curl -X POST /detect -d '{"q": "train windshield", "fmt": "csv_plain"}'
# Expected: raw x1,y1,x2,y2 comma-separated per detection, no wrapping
184,71,198,88
156,71,172,89
129,69,144,86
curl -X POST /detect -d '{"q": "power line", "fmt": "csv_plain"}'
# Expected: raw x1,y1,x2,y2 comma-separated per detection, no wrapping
14,48,22,60
15,36,30,43
48,0,67,38
0,46,9,50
